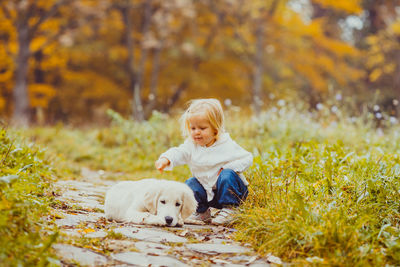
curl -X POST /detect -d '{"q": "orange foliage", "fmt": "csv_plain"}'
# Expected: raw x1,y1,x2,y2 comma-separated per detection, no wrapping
312,0,363,14
0,0,397,123
29,84,56,108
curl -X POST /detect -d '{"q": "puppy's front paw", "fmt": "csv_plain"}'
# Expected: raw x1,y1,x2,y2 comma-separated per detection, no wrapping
184,218,205,225
177,217,184,227
147,215,166,226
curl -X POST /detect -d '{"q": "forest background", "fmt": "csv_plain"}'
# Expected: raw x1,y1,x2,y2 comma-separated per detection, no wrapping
1,0,400,125
2,1,400,265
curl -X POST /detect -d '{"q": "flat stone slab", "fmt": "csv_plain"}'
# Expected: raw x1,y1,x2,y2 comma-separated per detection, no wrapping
53,243,108,266
55,212,103,227
52,177,277,266
76,199,104,210
113,226,187,243
56,180,109,195
105,240,137,252
60,229,81,237
57,180,104,190
57,197,104,211
134,241,171,255
111,252,186,267
61,191,103,201
59,228,108,239
85,229,108,238
186,243,251,255
56,180,106,211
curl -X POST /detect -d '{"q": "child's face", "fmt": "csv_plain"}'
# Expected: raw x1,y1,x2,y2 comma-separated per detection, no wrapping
188,114,217,147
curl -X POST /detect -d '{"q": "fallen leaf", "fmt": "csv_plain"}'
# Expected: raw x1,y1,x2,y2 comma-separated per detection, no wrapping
83,228,96,234
197,236,206,241
147,252,161,256
212,258,230,264
179,229,189,237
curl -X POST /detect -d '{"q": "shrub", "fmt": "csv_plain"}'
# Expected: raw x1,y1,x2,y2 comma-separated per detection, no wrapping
0,128,57,266
233,107,400,265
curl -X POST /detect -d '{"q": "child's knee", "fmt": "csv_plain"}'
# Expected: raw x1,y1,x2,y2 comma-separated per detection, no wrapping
185,177,205,195
185,177,198,187
219,169,238,181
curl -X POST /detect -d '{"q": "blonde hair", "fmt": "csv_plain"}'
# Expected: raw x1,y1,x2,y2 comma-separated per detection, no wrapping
180,98,225,139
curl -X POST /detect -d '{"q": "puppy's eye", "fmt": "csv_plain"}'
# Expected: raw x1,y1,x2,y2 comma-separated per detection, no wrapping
161,200,166,204
175,202,181,207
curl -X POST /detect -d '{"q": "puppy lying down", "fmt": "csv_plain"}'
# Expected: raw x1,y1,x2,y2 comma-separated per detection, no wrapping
105,179,197,227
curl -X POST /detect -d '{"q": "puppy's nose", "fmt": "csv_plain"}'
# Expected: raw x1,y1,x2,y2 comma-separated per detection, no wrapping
165,216,173,225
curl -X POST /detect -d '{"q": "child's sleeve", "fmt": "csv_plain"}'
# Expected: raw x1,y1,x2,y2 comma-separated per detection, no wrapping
159,139,191,171
222,141,253,173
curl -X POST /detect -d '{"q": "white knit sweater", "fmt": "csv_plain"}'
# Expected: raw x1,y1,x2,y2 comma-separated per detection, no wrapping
159,133,253,201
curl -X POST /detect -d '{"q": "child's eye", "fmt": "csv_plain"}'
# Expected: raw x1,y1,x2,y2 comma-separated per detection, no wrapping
161,200,166,204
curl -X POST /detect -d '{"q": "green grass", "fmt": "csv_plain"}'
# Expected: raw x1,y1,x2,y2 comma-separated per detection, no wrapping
0,128,58,266
24,104,400,265
26,110,191,180
232,107,400,265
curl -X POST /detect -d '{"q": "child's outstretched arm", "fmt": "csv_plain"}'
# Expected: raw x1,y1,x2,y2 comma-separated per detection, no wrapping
156,139,192,171
155,157,170,172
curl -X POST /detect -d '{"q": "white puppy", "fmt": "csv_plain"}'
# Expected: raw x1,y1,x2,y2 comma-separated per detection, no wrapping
104,179,197,227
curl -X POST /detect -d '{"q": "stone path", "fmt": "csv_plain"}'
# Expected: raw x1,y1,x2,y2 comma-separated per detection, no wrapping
50,170,281,266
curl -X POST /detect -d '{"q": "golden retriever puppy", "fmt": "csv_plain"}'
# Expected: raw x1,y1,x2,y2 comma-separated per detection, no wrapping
104,179,197,227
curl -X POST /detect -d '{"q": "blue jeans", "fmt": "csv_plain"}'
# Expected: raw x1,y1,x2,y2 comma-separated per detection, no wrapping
185,169,248,213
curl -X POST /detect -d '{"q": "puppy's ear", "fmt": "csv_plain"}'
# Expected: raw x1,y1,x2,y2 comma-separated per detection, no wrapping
181,187,197,219
144,190,160,215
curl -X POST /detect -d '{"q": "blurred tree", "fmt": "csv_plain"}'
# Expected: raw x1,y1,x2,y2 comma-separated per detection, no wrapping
116,0,149,121
0,12,14,118
0,0,399,124
157,0,228,113
0,0,75,126
361,0,400,110
92,0,199,121
46,0,132,124
223,0,364,110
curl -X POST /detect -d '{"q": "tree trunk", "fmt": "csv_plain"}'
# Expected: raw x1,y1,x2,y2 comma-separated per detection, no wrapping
122,0,153,121
161,81,188,113
145,44,162,118
252,21,264,115
9,0,67,126
395,45,400,116
120,4,143,121
12,21,30,126
134,0,153,121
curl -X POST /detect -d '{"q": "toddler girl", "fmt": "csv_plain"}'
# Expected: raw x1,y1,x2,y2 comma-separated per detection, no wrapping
155,98,253,225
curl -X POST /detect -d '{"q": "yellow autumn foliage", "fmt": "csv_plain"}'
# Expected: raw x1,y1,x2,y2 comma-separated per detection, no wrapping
0,0,398,122
31,37,48,52
316,36,360,57
312,0,363,14
63,70,130,105
294,63,327,92
369,69,382,82
0,48,13,83
0,97,5,111
367,53,385,68
392,20,400,34
29,84,57,108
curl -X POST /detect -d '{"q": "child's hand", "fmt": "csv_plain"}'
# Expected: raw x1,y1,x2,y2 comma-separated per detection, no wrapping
155,157,170,172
